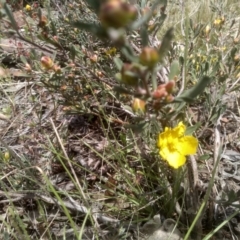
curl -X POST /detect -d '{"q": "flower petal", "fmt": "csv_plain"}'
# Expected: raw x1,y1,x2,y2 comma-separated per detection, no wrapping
177,136,198,155
172,121,186,137
164,151,186,169
158,131,170,148
159,146,171,161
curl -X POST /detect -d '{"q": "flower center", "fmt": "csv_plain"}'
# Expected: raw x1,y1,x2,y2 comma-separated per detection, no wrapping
167,138,178,152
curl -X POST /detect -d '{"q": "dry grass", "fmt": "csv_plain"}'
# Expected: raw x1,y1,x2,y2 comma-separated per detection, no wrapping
0,0,240,239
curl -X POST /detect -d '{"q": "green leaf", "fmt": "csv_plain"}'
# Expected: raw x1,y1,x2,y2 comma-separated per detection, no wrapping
175,76,211,103
209,105,226,123
122,105,134,115
185,122,201,135
50,20,57,35
158,28,174,62
151,13,167,34
38,36,62,49
193,23,204,39
152,68,158,90
71,21,107,38
189,18,193,30
121,45,137,62
179,56,184,65
3,2,18,31
20,55,27,64
114,57,123,71
132,0,164,30
125,122,148,133
115,73,122,82
69,45,76,61
230,47,238,59
113,86,132,95
140,0,147,8
84,0,101,13
131,13,151,30
152,0,168,7
198,154,211,161
168,60,179,80
140,26,149,47
204,61,209,73
37,8,43,25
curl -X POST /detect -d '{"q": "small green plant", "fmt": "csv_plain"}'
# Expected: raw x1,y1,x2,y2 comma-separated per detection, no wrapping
1,0,240,239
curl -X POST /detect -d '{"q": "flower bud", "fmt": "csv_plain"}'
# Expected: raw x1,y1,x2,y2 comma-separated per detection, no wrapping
148,22,155,32
41,56,54,70
38,15,48,28
99,0,138,29
96,71,103,77
165,95,174,103
205,25,211,35
233,38,240,44
4,151,10,162
67,74,74,80
152,88,167,99
24,63,32,72
90,54,98,63
53,36,59,42
136,87,147,96
52,64,61,73
165,80,175,93
234,55,240,63
157,83,166,90
132,98,146,113
220,16,225,24
41,31,48,39
214,16,225,27
25,4,31,11
121,63,139,86
139,47,160,68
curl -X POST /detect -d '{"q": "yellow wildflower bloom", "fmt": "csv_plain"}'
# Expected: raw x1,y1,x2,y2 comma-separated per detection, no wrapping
220,46,226,51
214,17,225,27
214,19,222,26
157,122,198,169
25,4,31,11
105,47,117,56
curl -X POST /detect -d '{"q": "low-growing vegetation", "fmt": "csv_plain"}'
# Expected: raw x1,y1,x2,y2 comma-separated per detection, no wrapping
0,0,240,239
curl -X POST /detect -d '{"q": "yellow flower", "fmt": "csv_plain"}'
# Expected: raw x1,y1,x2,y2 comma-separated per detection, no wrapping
214,16,225,27
214,19,221,25
157,122,198,169
220,46,226,51
25,4,31,11
105,47,117,56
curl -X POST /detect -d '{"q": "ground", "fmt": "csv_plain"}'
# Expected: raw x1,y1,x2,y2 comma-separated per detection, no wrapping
1,0,240,239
